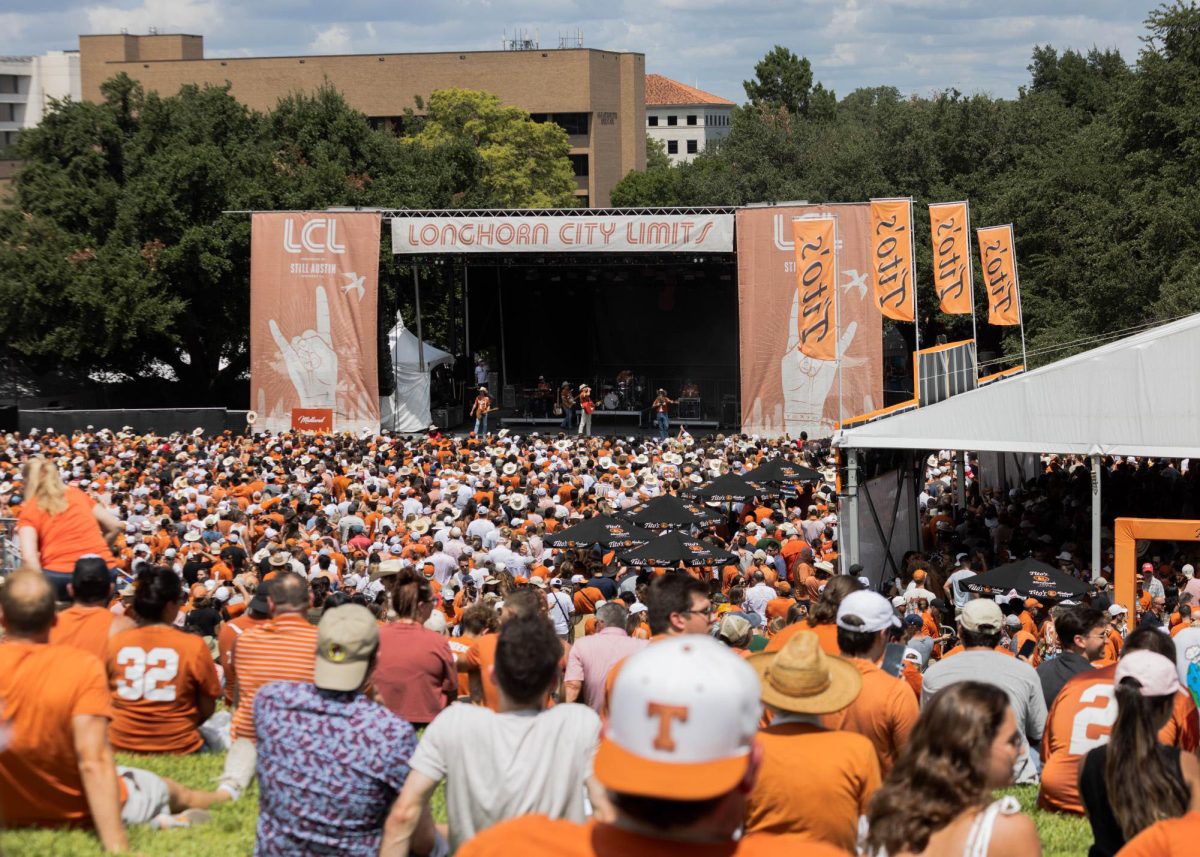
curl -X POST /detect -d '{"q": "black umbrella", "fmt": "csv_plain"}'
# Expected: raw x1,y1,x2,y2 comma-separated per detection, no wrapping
620,494,724,531
543,515,656,549
617,531,738,568
682,472,777,502
961,558,1090,600
743,458,823,484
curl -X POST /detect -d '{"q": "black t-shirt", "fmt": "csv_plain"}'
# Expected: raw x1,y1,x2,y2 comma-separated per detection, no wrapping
1079,742,1183,857
590,576,618,600
181,559,212,586
185,606,222,638
220,545,248,569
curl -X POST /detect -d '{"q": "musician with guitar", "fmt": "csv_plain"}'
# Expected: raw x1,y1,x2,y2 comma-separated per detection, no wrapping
558,382,575,430
652,388,678,440
577,384,594,437
471,386,494,436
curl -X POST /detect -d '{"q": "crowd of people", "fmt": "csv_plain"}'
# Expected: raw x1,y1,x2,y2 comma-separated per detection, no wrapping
1,424,1199,855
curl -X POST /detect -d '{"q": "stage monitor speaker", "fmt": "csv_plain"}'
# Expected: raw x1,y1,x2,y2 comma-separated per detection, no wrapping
431,405,463,429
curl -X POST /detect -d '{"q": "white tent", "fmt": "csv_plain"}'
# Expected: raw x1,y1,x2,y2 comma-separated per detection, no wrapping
380,318,454,433
836,313,1200,458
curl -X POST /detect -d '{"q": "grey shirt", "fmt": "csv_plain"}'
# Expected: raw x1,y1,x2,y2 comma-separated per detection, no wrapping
922,648,1048,784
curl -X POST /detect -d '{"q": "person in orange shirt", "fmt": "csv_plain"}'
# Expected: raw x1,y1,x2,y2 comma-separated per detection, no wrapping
1038,627,1199,815
1116,812,1200,857
49,557,135,660
746,631,881,851
820,590,920,776
766,574,863,655
106,567,222,755
463,589,563,711
453,635,845,857
216,586,272,706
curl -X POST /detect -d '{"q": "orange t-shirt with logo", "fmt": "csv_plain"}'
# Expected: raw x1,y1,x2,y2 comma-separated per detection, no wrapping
0,641,114,827
1038,664,1198,814
106,624,221,754
745,721,881,852
456,814,845,857
17,486,112,572
1115,812,1200,857
49,605,121,662
820,658,920,776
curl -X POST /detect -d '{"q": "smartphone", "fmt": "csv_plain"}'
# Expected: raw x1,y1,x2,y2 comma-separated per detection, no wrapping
881,642,907,677
1018,639,1037,659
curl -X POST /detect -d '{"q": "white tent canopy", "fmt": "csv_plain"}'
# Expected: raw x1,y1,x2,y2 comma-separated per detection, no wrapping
836,313,1200,458
380,318,454,433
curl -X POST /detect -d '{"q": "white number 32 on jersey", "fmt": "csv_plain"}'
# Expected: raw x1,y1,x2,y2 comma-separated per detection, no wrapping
116,647,180,702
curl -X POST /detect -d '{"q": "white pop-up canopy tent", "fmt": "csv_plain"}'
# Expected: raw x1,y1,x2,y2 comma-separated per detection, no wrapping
834,312,1200,580
380,317,454,433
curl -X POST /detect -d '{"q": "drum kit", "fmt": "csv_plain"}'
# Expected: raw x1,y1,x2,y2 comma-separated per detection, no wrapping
600,374,645,410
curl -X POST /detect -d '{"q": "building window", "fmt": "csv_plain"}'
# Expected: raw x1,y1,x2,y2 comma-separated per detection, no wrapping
1,130,19,148
569,154,589,177
529,112,590,137
0,75,19,95
686,139,698,154
666,115,677,126
648,115,658,127
0,103,13,122
686,114,697,126
667,140,678,154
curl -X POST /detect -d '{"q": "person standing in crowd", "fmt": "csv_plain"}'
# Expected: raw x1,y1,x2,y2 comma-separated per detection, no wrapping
822,590,920,776
372,567,457,729
380,614,604,855
456,635,846,857
217,583,272,707
922,598,1047,784
865,681,1043,856
0,572,222,847
651,388,676,440
745,631,880,851
544,577,574,640
106,567,222,755
470,386,493,437
462,588,561,711
49,556,134,660
1037,605,1107,709
564,601,646,712
17,457,123,600
1078,650,1200,857
577,384,594,437
218,571,318,802
1038,627,1199,815
254,604,437,857
645,572,715,637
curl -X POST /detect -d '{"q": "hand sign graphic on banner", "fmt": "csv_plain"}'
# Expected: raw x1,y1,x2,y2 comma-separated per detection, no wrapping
269,285,338,409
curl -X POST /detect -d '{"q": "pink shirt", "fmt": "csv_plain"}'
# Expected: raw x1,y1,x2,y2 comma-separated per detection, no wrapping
373,622,457,726
564,627,647,712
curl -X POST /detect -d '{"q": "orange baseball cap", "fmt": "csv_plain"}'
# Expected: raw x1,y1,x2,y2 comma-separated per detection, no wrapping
594,635,761,801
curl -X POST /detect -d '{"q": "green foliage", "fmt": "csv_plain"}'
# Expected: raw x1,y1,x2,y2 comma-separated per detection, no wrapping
743,44,836,120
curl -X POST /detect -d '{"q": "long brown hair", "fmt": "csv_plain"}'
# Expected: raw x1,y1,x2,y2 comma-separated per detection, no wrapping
807,574,863,626
391,567,433,620
23,457,68,516
866,682,1009,855
1105,678,1189,840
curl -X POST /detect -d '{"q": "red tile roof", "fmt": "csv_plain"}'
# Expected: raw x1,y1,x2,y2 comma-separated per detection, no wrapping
645,73,736,107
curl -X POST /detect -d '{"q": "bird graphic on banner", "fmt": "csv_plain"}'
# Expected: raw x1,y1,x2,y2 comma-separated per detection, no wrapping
341,272,366,300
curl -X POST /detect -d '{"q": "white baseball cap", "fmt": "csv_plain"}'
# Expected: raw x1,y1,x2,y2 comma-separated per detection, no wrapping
1108,603,1129,616
594,635,761,801
836,590,901,633
1115,650,1181,697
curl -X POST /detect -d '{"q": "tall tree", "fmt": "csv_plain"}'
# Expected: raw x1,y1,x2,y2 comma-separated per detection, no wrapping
743,45,836,119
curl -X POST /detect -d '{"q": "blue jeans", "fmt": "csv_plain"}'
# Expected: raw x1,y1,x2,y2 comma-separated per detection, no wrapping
656,412,669,439
560,408,574,430
474,413,488,436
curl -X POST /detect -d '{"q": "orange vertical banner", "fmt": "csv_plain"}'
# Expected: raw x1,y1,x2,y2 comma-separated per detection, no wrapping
869,198,915,321
929,202,973,315
792,217,838,361
978,224,1021,326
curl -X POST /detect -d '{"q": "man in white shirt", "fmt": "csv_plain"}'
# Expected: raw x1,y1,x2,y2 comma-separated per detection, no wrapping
742,570,776,620
944,553,976,613
465,509,495,542
545,579,574,638
380,611,604,854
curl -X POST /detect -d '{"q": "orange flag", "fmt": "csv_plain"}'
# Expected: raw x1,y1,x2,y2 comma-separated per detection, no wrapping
978,224,1021,326
869,198,915,321
792,217,838,361
929,202,973,315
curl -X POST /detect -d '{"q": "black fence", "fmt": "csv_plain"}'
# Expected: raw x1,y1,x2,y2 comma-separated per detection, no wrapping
16,409,251,436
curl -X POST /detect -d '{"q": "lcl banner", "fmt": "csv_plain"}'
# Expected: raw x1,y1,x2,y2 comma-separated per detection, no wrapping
978,224,1022,326
391,213,734,253
928,202,974,315
869,198,916,322
250,212,381,434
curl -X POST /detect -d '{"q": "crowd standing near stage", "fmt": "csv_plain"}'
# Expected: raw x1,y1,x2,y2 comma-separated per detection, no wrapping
1,425,1200,854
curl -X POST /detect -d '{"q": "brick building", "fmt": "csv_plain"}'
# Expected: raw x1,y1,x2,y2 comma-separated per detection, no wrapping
78,33,646,207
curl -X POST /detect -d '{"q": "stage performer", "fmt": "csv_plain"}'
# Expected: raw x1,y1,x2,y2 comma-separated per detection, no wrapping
535,376,552,417
652,389,677,440
577,385,594,437
558,383,575,430
680,379,700,398
470,387,493,437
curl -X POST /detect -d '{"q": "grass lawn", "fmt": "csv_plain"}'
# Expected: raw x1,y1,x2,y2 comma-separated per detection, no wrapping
0,753,1089,856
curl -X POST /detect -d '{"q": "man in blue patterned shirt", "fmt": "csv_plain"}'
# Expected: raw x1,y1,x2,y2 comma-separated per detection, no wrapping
253,604,438,856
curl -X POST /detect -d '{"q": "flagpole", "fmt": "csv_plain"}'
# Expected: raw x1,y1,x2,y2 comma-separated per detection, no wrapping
964,200,979,380
834,216,843,433
909,197,920,355
1010,223,1027,370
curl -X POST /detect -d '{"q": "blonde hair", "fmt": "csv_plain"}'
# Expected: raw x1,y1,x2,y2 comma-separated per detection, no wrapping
23,457,68,516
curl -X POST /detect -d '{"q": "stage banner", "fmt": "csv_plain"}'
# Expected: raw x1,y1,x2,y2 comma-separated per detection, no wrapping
792,217,838,361
869,199,916,322
250,212,381,435
928,202,973,315
391,213,733,254
737,204,883,438
978,224,1022,326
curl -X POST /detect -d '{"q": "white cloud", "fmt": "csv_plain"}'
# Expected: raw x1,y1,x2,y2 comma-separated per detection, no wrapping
309,24,353,54
84,0,221,35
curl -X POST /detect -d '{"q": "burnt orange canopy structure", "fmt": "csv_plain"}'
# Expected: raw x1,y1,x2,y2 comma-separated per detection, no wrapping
1113,517,1200,614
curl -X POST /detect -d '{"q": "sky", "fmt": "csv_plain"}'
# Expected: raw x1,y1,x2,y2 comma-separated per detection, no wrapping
0,0,1166,101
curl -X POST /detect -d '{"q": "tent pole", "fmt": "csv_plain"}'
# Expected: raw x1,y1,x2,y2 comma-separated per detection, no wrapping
956,451,966,508
392,310,402,432
464,264,471,360
1091,452,1102,583
413,266,426,373
846,447,860,573
497,268,508,391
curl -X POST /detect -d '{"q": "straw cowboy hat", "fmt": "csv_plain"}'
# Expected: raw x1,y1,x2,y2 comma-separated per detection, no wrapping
747,630,862,715
508,493,528,511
